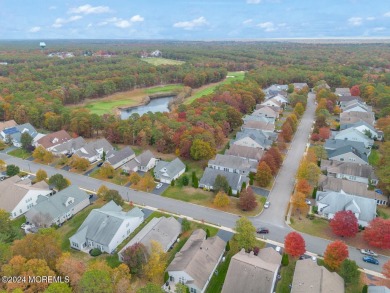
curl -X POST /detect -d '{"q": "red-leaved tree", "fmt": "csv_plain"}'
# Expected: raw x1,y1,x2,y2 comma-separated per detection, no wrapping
296,179,312,196
363,218,390,249
330,210,359,237
383,259,390,279
238,187,258,211
324,240,349,270
350,85,360,96
284,232,306,258
318,127,330,141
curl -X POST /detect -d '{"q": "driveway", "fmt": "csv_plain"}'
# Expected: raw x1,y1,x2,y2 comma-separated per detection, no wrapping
84,165,99,176
251,186,270,197
151,183,170,195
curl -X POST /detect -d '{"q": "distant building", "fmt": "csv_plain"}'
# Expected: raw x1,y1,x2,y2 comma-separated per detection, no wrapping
154,158,186,184
122,150,158,173
0,123,39,147
335,88,351,96
74,138,114,163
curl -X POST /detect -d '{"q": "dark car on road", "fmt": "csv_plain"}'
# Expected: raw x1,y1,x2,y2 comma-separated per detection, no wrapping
363,256,379,265
256,227,269,234
97,161,104,167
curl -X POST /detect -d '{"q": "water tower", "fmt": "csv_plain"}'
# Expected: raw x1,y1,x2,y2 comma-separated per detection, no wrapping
39,42,46,50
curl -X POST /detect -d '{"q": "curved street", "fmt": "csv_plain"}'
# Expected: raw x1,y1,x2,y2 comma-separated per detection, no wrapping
0,92,387,275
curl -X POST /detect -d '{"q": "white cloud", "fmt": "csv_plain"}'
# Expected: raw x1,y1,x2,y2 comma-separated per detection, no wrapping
257,22,276,32
52,15,82,28
28,26,41,33
69,4,111,15
114,20,131,28
366,17,375,21
384,11,390,17
373,27,385,32
247,0,261,3
243,19,253,24
173,17,208,30
130,15,144,22
348,17,363,26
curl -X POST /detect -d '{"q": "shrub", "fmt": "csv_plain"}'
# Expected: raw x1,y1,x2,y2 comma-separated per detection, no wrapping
90,248,102,257
282,253,289,266
253,246,260,256
226,241,230,252
181,218,191,232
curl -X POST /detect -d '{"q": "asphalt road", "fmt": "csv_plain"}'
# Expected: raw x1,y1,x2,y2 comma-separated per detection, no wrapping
0,93,387,274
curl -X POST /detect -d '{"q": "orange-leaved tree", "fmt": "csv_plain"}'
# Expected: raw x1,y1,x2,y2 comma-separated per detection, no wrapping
324,240,349,271
284,232,306,258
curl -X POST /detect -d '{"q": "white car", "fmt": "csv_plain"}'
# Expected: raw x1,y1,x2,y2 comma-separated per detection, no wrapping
305,199,312,205
360,249,378,257
156,183,163,189
264,201,270,209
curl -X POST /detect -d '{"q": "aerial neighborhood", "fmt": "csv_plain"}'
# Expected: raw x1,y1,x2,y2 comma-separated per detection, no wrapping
0,39,389,293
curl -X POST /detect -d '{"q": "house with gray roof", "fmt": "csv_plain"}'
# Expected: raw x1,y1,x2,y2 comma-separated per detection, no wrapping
333,128,374,148
242,120,275,133
35,130,72,151
343,120,382,140
258,102,282,116
208,154,256,175
342,100,372,113
316,191,377,226
293,83,309,91
340,111,375,128
74,138,114,163
0,176,52,219
335,88,351,96
338,96,362,106
25,185,90,227
106,146,135,169
263,84,288,97
165,229,225,293
51,136,86,156
154,157,185,184
324,139,368,156
1,123,39,147
321,159,378,185
199,168,249,195
225,144,264,162
69,201,144,253
221,247,282,293
231,129,274,150
242,114,270,124
291,259,344,293
121,150,158,173
119,216,181,261
327,145,368,165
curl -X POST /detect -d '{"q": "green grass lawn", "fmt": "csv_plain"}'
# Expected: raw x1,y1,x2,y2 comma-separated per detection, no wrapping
368,149,380,166
377,206,390,219
163,186,212,203
144,84,184,94
290,216,329,239
11,215,26,240
140,57,185,66
184,71,245,105
276,257,296,293
8,148,31,159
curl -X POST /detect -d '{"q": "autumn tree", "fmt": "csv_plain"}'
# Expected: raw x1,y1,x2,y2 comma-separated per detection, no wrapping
296,179,312,196
213,175,230,193
235,217,256,251
48,174,69,190
11,228,61,269
382,259,390,279
291,191,307,214
281,123,293,142
256,161,272,187
144,241,167,283
318,127,330,141
330,211,359,237
0,209,19,243
294,102,305,117
20,132,33,151
129,172,141,185
104,189,124,206
135,173,155,192
6,164,19,176
284,232,306,258
78,269,113,293
324,240,349,271
32,145,47,161
121,243,148,276
56,252,86,290
97,185,109,198
267,147,283,169
339,259,360,285
190,139,215,160
238,187,258,211
350,85,360,96
71,156,90,171
214,191,230,208
0,159,6,171
261,154,278,176
99,164,115,178
363,218,390,249
297,161,321,186
35,169,47,182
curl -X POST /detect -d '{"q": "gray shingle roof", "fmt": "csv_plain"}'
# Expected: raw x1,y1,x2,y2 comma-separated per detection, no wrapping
154,158,185,181
209,154,254,172
340,111,375,127
225,144,264,162
321,160,377,180
75,138,113,159
324,139,367,155
199,168,248,191
167,229,225,291
327,145,368,163
232,129,274,149
37,130,72,149
106,146,135,166
52,136,86,154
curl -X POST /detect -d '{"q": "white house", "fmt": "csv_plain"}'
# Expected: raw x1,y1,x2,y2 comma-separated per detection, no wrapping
0,176,52,219
347,121,382,141
316,191,377,227
35,130,72,151
260,99,282,110
268,94,288,105
327,145,368,165
154,158,186,184
69,201,144,253
122,150,158,173
1,123,39,147
106,146,135,169
333,128,374,148
165,229,225,293
199,168,249,195
74,138,114,163
51,137,86,156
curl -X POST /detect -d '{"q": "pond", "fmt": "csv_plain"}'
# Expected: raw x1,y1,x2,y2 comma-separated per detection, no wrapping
120,96,174,119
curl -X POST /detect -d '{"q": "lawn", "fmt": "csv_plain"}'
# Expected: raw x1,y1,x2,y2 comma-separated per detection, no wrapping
368,149,380,166
184,71,245,105
11,215,26,240
140,57,185,66
90,168,130,186
377,206,390,219
8,148,31,159
144,84,184,94
162,186,265,217
276,257,296,293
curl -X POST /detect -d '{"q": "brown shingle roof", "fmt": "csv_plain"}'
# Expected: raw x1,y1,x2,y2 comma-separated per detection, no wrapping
0,120,17,132
340,111,375,126
321,160,377,180
225,144,264,161
242,120,275,132
37,130,72,149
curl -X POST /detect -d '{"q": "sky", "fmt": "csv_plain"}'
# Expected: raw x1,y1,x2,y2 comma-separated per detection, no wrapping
0,1,390,40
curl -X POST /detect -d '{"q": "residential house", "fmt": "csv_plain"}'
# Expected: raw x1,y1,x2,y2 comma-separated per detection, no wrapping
74,138,114,163
1,123,39,147
242,120,275,134
35,130,72,151
268,94,289,105
122,150,158,173
106,146,135,169
335,88,351,96
25,185,90,227
199,168,249,195
255,104,282,114
260,100,283,112
263,84,288,97
327,145,368,165
0,176,52,219
0,120,17,133
368,286,390,293
333,128,374,148
51,136,86,156
231,129,274,150
221,248,282,293
342,100,372,113
119,217,181,261
340,111,375,128
324,139,368,156
293,83,309,91
165,229,225,293
338,96,362,106
321,159,378,185
242,115,270,124
208,154,256,175
316,191,376,226
318,176,388,205
291,259,344,293
150,50,162,57
69,201,144,253
225,144,264,162
154,157,185,184
343,120,382,140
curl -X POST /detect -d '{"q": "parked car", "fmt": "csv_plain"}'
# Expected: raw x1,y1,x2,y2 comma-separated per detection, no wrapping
305,199,311,205
97,161,104,167
66,153,73,158
156,183,163,189
360,249,378,257
256,227,269,234
89,194,94,199
264,201,270,209
363,256,379,265
374,189,383,195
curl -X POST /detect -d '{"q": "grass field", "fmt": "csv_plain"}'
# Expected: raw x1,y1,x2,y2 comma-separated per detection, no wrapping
184,71,246,105
140,57,185,66
276,257,296,293
8,148,31,159
368,149,380,166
